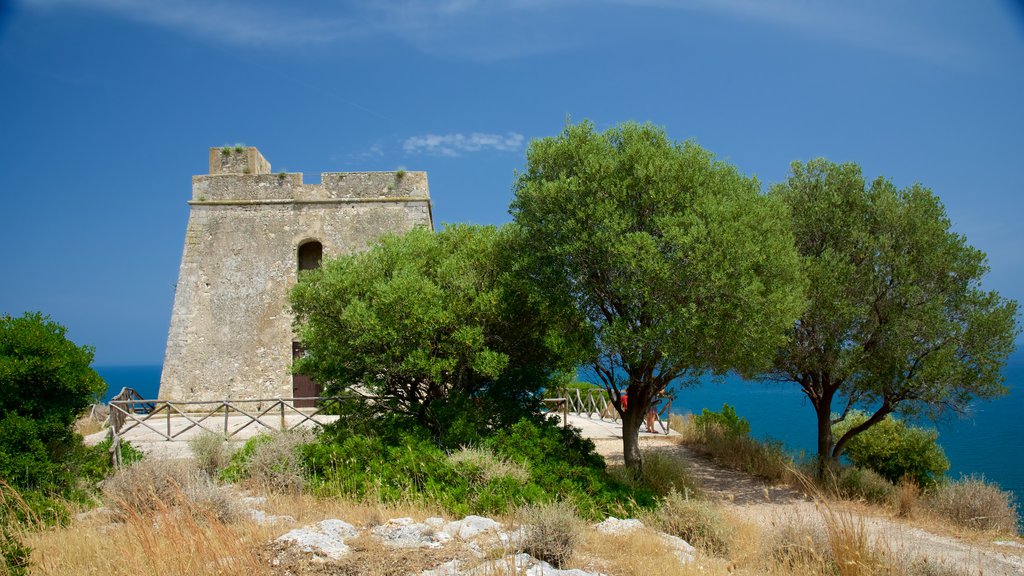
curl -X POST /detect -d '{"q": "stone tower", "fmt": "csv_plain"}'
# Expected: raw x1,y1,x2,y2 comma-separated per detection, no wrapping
159,146,433,401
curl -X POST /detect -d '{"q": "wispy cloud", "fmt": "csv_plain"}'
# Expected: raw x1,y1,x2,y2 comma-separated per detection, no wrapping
22,0,361,46
21,0,967,63
403,132,525,157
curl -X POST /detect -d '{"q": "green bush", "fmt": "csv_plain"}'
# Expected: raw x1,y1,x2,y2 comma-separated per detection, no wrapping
303,418,654,520
833,466,896,504
74,438,143,484
0,313,106,493
693,404,751,438
833,412,949,487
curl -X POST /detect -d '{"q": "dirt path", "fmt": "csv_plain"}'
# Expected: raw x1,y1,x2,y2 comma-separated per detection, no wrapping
593,436,1024,576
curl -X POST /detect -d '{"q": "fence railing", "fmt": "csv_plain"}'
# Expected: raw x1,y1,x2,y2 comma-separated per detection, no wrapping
556,387,673,434
107,389,355,466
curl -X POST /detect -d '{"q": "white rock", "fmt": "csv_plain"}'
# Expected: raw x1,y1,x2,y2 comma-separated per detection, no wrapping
442,515,503,539
470,553,606,576
498,526,528,548
593,517,645,535
318,519,359,540
277,527,351,560
659,533,696,564
371,518,450,549
424,517,447,529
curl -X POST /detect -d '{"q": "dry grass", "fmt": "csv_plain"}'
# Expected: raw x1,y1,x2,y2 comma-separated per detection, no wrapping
516,501,584,568
102,458,240,523
26,498,277,576
190,431,235,477
238,430,312,495
576,528,734,576
608,450,704,499
924,475,1019,534
896,478,921,519
672,413,793,484
647,489,734,557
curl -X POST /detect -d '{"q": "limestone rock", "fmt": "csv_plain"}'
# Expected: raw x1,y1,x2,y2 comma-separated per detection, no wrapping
371,517,451,549
441,515,503,540
593,516,645,535
276,519,358,560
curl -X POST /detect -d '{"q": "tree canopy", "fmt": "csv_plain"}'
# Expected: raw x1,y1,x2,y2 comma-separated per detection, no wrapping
0,312,106,490
510,120,806,468
766,159,1019,477
289,224,588,446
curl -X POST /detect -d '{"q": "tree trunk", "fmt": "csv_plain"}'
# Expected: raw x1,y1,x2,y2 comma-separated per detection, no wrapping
622,404,644,470
813,391,835,480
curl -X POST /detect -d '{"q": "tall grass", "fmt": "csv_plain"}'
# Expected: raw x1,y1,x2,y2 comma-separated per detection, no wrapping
925,475,1019,533
672,413,793,483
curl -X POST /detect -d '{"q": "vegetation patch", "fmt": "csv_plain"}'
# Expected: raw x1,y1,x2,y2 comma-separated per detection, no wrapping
925,474,1019,533
517,500,584,569
674,407,794,483
833,412,949,488
304,418,654,520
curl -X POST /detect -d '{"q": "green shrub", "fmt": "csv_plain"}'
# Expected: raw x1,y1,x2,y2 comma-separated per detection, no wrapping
0,483,32,576
693,403,750,438
518,501,583,568
0,313,106,495
926,475,1018,533
304,418,653,520
833,466,896,505
649,489,733,557
833,412,949,487
74,438,143,484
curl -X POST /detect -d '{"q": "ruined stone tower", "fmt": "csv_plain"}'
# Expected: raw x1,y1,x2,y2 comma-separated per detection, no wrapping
159,146,433,401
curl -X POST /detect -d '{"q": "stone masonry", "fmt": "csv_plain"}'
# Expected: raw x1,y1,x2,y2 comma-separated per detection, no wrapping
159,147,433,401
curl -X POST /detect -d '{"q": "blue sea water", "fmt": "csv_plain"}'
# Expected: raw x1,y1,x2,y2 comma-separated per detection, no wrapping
94,355,1024,521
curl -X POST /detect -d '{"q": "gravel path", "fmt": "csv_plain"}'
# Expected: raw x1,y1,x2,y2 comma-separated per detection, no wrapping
592,435,1024,576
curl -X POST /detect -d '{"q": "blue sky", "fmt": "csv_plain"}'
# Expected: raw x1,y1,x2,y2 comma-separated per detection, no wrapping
1,0,1023,365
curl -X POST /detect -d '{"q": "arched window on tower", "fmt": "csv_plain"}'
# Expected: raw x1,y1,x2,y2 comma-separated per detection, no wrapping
298,240,323,271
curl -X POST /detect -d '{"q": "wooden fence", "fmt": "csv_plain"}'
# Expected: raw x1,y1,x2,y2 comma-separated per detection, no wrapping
556,387,673,434
106,388,354,466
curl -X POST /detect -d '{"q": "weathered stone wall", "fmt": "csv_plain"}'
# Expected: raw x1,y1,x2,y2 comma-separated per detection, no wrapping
159,147,433,401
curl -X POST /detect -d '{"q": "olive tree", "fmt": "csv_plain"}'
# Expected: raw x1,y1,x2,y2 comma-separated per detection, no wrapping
766,159,1019,478
289,224,587,446
511,121,805,469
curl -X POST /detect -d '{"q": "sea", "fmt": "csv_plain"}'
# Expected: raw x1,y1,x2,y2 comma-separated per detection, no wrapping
96,353,1024,523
